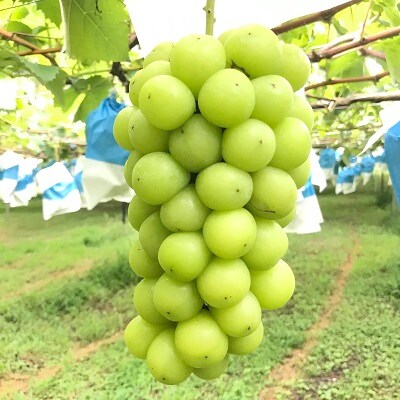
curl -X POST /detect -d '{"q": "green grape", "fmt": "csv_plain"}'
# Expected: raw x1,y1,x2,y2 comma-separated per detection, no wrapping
248,166,297,219
175,310,228,368
198,69,255,128
193,355,229,380
242,218,288,271
218,29,235,45
160,184,211,232
269,117,311,171
250,260,295,310
113,106,135,151
288,157,311,189
203,209,257,259
124,150,142,188
139,211,171,260
128,110,169,154
139,75,196,130
153,274,203,322
133,278,171,324
124,316,169,359
276,207,296,228
196,163,253,210
210,292,262,337
146,329,193,385
279,43,311,91
197,257,250,308
288,93,314,130
222,119,276,172
228,322,264,355
224,24,281,78
170,34,226,98
143,42,174,67
251,75,294,127
158,232,212,282
132,152,190,205
129,239,164,278
129,61,171,106
169,114,223,172
128,195,160,231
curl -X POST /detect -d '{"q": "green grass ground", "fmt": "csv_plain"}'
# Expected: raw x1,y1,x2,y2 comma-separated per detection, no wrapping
0,192,399,399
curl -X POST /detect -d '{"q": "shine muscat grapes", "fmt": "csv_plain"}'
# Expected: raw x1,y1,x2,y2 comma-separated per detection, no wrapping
113,23,313,385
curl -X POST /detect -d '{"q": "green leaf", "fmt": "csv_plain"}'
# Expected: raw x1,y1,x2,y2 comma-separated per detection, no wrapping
372,0,400,26
381,38,400,83
59,0,130,63
327,52,365,79
37,0,62,26
74,76,112,122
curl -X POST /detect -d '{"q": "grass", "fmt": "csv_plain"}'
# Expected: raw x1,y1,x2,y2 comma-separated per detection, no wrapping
0,191,399,399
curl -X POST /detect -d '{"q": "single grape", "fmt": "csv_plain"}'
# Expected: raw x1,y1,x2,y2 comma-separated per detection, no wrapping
128,195,160,231
133,278,171,324
124,150,142,188
228,322,264,355
196,163,253,210
124,316,170,359
175,310,228,368
198,69,255,128
269,117,311,171
287,157,311,189
158,232,212,282
276,207,296,228
279,43,311,91
250,260,295,310
128,110,169,154
218,29,235,45
203,209,257,259
248,166,297,219
193,355,229,380
170,34,226,98
143,42,174,67
160,184,211,232
210,291,262,337
129,60,171,106
139,211,171,260
224,24,281,78
287,93,314,130
242,218,288,271
251,75,293,127
153,274,203,322
169,114,223,172
139,75,195,130
129,239,164,278
113,106,135,151
132,152,190,205
197,257,250,308
222,119,276,172
146,329,193,385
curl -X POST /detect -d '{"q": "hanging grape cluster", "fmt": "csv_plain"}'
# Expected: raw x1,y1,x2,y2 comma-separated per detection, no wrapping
113,24,313,385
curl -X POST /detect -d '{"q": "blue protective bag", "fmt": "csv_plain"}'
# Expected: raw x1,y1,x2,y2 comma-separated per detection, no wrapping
385,121,400,205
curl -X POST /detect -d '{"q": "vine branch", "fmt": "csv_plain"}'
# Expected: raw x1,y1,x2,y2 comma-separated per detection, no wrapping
305,71,390,90
310,91,400,109
271,0,362,34
359,47,386,60
17,47,62,56
204,0,216,35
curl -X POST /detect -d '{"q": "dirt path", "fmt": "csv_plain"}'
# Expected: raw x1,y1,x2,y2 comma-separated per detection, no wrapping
4,258,94,300
0,330,123,398
259,237,360,400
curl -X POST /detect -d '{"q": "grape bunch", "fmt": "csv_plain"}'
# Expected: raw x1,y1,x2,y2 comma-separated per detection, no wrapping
113,24,313,385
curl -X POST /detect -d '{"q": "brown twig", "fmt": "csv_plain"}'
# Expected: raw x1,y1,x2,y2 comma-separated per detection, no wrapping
272,0,363,34
305,71,390,90
310,91,400,109
309,26,400,62
359,47,386,60
0,27,57,65
17,47,62,56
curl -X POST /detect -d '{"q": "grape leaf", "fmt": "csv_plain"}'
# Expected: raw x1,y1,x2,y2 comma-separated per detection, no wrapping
381,38,400,83
37,0,62,26
59,0,130,63
327,52,365,79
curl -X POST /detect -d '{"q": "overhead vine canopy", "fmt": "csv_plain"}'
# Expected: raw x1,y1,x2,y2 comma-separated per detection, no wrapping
0,0,399,158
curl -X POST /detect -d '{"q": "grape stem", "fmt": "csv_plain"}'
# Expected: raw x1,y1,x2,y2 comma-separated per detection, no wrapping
204,0,216,35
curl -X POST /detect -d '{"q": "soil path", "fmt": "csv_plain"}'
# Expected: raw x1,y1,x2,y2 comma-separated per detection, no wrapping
259,237,360,400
